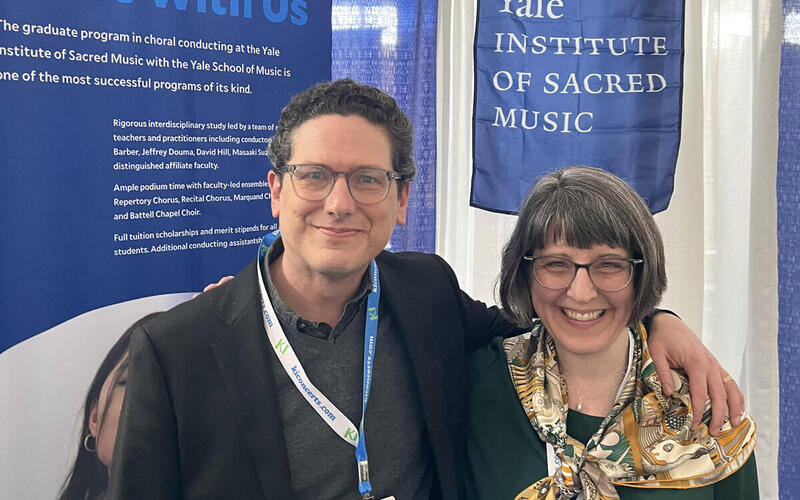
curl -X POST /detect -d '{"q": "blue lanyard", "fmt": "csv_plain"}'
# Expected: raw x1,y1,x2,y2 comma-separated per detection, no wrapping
257,231,380,499
356,260,380,498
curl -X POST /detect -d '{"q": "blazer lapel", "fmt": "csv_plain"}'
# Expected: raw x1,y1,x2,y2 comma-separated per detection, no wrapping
380,261,458,499
210,261,293,499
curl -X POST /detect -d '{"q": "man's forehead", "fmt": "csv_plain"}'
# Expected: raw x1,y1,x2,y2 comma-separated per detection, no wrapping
288,114,392,163
294,113,387,133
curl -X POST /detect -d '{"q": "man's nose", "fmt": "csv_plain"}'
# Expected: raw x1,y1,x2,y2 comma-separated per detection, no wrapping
324,175,355,217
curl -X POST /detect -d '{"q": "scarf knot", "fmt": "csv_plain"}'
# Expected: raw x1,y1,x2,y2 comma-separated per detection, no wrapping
507,322,756,500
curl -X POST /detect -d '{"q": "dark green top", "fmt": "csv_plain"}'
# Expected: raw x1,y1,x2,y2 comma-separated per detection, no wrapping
465,338,759,500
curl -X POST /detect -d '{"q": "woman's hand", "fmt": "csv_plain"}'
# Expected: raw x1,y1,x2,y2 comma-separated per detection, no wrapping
647,312,745,436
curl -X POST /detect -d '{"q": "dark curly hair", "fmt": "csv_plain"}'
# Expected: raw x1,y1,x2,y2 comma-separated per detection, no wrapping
268,78,415,185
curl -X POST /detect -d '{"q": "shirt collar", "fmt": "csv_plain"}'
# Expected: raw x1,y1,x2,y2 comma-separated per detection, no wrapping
261,237,372,341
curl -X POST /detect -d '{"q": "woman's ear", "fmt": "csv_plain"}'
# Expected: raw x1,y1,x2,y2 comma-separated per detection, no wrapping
88,400,99,437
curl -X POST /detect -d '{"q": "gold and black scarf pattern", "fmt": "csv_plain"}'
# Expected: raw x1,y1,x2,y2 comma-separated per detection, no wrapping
507,322,756,500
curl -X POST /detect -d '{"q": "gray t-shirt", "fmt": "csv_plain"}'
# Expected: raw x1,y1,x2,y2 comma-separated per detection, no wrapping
262,241,434,499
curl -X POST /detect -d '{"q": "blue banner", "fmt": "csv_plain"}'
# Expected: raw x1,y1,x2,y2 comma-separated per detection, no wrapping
778,2,800,497
0,1,332,352
472,0,684,214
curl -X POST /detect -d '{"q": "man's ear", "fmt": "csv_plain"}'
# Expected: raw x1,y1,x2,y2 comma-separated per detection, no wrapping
268,170,282,218
395,182,410,225
88,401,99,437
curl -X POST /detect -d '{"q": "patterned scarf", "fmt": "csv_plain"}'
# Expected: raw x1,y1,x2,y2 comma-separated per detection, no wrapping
507,321,756,500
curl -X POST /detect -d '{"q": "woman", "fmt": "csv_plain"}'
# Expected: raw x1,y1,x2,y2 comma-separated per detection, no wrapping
465,167,757,499
58,313,161,500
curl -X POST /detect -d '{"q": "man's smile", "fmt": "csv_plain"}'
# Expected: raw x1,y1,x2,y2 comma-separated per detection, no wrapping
313,225,364,238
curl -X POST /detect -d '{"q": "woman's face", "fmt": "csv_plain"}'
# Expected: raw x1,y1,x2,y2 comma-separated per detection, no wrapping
89,355,128,468
530,241,635,358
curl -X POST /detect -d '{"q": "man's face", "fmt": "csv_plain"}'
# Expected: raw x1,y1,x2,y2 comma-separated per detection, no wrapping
268,114,409,282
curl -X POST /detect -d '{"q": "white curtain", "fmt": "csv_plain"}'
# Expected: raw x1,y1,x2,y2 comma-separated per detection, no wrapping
701,3,781,500
436,1,781,498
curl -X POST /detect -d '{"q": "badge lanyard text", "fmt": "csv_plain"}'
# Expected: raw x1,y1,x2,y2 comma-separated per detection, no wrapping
256,233,380,499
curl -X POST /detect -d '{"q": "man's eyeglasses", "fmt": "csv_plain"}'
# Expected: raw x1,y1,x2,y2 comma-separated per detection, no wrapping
275,164,403,205
523,256,643,292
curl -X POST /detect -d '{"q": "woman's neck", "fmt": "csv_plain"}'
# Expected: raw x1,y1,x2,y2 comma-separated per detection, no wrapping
557,329,631,416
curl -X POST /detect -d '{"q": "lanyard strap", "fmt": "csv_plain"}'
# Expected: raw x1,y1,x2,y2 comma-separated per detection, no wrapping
256,234,379,498
356,261,380,497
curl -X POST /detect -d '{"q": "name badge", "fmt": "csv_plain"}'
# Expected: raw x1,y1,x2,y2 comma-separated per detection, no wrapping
546,442,561,476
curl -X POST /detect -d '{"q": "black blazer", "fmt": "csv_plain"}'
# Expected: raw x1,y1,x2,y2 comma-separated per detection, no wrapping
109,251,523,499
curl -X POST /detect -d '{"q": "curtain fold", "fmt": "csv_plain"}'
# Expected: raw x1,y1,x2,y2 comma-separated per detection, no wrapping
332,0,438,253
777,2,800,498
701,3,780,498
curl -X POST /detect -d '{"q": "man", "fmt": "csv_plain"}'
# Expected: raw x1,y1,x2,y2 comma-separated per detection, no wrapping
110,79,741,499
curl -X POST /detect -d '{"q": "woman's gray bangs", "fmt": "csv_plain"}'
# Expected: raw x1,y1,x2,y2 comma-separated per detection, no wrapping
530,191,635,254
